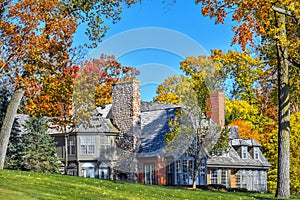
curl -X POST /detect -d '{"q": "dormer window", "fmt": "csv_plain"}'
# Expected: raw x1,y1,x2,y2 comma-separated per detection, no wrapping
254,147,259,160
241,146,247,159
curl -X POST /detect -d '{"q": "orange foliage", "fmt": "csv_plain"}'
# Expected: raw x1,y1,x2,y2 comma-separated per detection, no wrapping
229,119,260,142
79,54,140,107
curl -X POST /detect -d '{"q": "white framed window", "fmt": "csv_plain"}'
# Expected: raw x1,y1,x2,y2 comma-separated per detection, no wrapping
235,170,241,188
210,168,218,184
260,170,267,192
253,147,259,160
82,163,95,178
241,170,247,189
253,170,260,191
99,135,113,156
80,136,95,155
221,169,229,187
144,163,155,184
99,163,109,180
183,159,194,185
241,146,248,159
68,136,76,155
175,159,181,184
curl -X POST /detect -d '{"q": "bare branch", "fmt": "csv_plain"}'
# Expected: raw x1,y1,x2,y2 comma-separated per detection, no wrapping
288,57,300,69
272,6,294,17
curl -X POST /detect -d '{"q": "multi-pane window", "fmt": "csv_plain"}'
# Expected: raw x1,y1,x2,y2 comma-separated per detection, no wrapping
221,169,229,187
241,170,247,188
144,163,155,184
68,136,76,155
183,160,193,185
175,160,182,185
260,170,267,192
210,168,218,184
199,158,207,185
241,146,248,159
254,147,259,160
253,170,260,191
235,170,241,188
80,136,95,155
235,169,267,192
100,135,113,156
174,156,207,186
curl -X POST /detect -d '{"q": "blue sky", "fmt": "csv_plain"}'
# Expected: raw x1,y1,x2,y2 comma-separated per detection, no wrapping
73,0,237,102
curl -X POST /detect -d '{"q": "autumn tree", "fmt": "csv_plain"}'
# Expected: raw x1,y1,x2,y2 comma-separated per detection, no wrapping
195,0,300,197
180,55,225,112
263,112,300,194
165,77,229,189
24,54,139,174
154,75,187,105
24,64,79,174
211,50,264,103
0,0,138,170
73,54,139,126
155,55,225,109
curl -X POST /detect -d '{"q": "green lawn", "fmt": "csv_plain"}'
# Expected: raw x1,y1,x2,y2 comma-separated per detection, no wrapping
0,170,298,200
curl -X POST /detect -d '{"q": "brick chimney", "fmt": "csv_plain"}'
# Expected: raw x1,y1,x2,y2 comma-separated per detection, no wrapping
111,80,141,135
206,90,225,126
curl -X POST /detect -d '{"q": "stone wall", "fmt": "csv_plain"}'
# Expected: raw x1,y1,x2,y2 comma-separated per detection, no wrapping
112,80,141,135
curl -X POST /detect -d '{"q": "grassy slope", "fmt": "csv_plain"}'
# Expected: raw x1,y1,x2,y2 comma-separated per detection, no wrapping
0,170,297,200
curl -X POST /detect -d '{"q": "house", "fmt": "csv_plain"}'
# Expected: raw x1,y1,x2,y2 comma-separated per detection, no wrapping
50,80,271,192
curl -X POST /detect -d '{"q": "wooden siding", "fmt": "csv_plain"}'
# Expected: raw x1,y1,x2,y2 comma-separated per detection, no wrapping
138,157,166,185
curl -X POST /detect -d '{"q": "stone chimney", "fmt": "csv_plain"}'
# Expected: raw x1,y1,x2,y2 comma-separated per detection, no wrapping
206,90,225,126
111,80,141,135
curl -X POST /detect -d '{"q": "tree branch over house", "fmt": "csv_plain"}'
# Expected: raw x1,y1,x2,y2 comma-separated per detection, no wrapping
0,0,139,170
165,77,230,189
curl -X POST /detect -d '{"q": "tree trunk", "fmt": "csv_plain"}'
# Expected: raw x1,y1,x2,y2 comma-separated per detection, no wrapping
0,87,24,169
275,12,290,199
64,134,68,175
192,161,198,189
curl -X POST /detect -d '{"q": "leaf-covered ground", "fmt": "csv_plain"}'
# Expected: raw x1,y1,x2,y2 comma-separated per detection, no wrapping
0,170,298,200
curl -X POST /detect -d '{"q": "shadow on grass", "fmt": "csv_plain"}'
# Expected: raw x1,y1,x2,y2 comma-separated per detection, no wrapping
162,184,277,200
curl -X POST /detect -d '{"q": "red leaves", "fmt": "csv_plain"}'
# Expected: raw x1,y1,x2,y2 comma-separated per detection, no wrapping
195,0,276,50
75,54,139,107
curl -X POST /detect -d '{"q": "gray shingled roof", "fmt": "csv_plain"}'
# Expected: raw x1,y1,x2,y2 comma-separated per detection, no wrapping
244,139,261,147
228,126,239,139
74,116,119,134
98,102,180,155
16,110,118,135
208,142,271,169
139,105,177,155
231,138,251,146
15,101,271,170
141,102,179,112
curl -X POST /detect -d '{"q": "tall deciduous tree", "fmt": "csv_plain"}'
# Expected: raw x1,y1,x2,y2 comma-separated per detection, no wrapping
211,50,264,104
165,77,229,189
195,0,299,197
3,119,23,170
0,0,138,170
154,75,187,105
